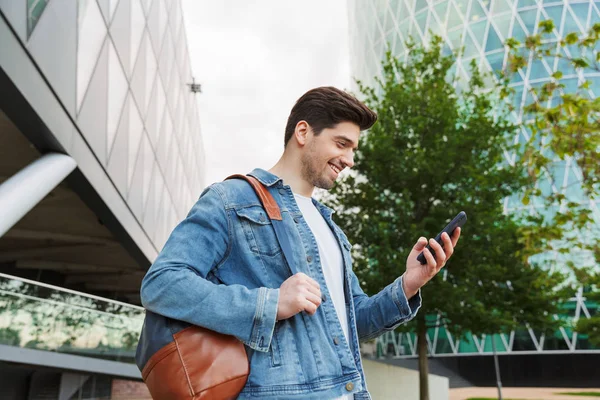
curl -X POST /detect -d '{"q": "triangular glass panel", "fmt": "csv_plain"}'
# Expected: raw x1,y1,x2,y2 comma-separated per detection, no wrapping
570,3,590,31
481,0,492,11
448,29,464,51
434,1,449,27
393,33,407,57
519,8,539,34
415,0,428,13
589,4,600,29
485,24,504,52
397,0,410,23
110,0,131,73
107,40,128,156
447,1,465,27
458,332,478,353
486,50,505,75
405,0,415,13
148,0,168,56
130,0,146,77
428,11,445,36
107,94,130,197
77,0,108,111
493,13,513,40
528,57,551,80
27,0,50,38
562,7,583,35
142,165,158,230
557,49,577,76
108,0,120,21
141,135,154,210
435,327,454,354
415,10,429,36
512,328,537,351
511,18,529,43
483,334,507,352
543,5,564,31
383,7,395,35
128,98,144,189
78,41,109,166
463,31,481,57
589,77,600,97
131,31,148,117
128,141,145,219
518,0,537,8
97,0,110,24
468,0,487,23
408,19,418,39
399,18,411,40
492,0,512,15
470,19,488,49
512,85,525,110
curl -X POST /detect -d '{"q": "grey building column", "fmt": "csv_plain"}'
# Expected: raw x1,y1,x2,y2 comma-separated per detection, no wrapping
0,152,77,237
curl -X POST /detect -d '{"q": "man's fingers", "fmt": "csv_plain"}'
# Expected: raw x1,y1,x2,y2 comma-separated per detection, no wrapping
423,248,437,271
413,237,428,251
305,283,322,299
441,233,454,259
429,238,446,265
303,296,321,315
451,227,461,247
295,273,321,291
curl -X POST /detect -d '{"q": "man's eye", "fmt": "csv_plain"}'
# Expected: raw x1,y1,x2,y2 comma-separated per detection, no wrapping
337,142,346,148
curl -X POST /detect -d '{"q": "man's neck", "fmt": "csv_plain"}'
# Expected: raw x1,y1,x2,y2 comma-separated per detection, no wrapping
269,155,314,197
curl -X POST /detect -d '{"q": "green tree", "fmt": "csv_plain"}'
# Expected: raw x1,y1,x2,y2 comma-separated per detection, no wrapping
504,21,600,346
329,37,567,400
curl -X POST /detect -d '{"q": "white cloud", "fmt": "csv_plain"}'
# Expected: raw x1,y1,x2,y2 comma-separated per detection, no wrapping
182,0,351,186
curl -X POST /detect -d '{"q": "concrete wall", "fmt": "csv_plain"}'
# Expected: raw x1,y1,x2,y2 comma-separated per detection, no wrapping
363,359,449,400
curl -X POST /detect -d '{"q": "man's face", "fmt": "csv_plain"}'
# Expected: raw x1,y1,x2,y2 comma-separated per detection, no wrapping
300,121,360,190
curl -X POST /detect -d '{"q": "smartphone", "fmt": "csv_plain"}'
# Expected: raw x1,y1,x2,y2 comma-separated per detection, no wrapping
417,211,467,265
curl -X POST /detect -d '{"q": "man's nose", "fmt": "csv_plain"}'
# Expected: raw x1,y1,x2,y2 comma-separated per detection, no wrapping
343,153,355,169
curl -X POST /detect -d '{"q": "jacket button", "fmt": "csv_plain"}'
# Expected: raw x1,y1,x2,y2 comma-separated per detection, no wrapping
293,217,299,223
306,256,312,263
345,382,354,391
259,214,266,222
333,337,340,345
279,188,286,194
321,294,327,302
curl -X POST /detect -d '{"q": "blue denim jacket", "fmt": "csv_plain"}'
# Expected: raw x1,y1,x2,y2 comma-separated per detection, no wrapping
139,168,421,399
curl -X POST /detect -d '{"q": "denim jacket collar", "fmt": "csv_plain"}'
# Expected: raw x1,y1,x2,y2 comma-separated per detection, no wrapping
248,168,337,221
247,168,283,187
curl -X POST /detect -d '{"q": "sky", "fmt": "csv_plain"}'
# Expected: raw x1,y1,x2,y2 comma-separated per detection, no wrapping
181,0,352,186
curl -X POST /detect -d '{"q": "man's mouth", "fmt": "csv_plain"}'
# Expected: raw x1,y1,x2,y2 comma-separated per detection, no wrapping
329,163,341,175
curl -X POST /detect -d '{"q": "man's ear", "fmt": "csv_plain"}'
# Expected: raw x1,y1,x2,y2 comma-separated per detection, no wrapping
294,121,310,147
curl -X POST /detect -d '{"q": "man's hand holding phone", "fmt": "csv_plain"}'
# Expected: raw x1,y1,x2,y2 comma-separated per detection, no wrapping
402,213,464,299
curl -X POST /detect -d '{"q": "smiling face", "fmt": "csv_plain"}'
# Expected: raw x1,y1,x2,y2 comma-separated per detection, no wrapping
300,121,360,190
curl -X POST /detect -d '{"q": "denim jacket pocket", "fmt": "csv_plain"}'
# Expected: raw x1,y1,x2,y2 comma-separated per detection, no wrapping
235,206,282,257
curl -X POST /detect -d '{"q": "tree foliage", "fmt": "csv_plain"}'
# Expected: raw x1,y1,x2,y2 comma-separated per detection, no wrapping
331,35,567,340
328,35,569,399
503,21,600,345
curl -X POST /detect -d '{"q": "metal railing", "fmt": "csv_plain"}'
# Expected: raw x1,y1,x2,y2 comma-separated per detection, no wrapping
0,273,144,364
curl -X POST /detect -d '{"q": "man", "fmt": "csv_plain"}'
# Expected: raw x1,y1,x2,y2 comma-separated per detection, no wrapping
140,87,461,399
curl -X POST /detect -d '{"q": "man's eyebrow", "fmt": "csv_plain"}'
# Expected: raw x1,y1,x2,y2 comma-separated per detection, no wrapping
334,135,359,149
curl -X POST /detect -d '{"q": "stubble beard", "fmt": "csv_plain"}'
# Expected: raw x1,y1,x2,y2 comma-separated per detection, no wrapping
300,149,334,191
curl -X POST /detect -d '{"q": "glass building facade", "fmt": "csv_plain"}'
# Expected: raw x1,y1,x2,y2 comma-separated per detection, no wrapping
0,0,203,397
348,0,600,358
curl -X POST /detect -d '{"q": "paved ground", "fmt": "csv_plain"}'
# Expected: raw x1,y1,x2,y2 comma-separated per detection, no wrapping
449,387,600,400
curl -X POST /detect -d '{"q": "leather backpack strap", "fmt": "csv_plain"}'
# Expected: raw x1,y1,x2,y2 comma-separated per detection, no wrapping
225,174,298,275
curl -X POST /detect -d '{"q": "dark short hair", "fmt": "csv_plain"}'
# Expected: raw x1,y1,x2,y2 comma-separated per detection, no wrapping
284,86,377,147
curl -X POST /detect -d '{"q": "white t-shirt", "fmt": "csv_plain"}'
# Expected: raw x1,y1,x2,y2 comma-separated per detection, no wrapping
294,193,353,400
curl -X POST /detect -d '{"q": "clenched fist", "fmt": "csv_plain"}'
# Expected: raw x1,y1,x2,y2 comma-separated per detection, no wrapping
276,273,322,321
